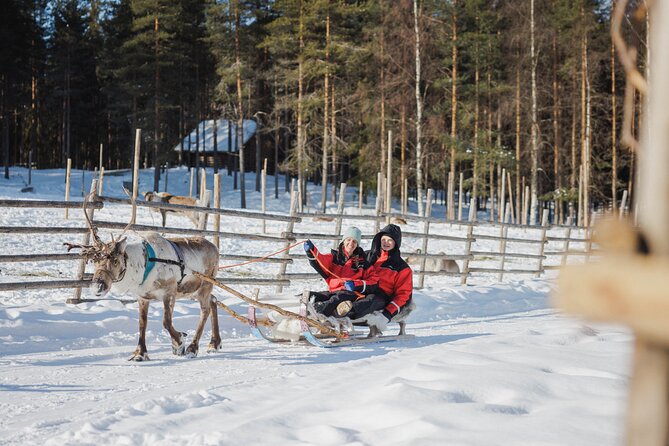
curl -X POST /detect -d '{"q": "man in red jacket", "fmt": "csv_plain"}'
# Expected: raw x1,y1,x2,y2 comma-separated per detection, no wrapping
342,224,413,331
304,226,378,317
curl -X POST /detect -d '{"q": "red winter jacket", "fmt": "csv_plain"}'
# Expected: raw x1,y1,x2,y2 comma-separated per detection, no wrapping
366,224,414,317
307,243,378,293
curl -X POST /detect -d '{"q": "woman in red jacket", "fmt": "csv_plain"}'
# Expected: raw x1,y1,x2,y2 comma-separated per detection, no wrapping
342,224,413,329
304,226,378,317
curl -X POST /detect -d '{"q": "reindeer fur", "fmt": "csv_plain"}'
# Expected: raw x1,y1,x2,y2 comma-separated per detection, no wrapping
406,249,460,274
143,192,202,227
88,232,221,361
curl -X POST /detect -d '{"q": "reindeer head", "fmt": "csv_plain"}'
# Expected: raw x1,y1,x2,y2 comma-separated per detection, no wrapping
65,194,129,297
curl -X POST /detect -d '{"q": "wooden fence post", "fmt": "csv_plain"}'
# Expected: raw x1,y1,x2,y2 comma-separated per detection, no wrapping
458,172,463,221
359,181,363,210
535,209,549,278
560,227,572,267
261,165,267,234
131,129,141,225
65,158,72,220
333,183,347,248
498,204,509,282
276,189,299,293
506,172,515,224
189,169,195,198
417,189,433,288
620,189,628,219
375,173,383,234
460,218,475,285
386,130,393,214
99,167,105,196
213,173,221,248
69,179,99,304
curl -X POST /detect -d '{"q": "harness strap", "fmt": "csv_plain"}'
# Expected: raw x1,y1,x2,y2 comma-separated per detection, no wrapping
141,240,186,285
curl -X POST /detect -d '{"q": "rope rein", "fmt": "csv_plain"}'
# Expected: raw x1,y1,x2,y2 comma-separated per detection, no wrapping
217,240,306,270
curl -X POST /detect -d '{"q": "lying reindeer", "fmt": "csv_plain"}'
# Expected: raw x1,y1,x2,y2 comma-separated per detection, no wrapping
66,200,221,361
143,191,203,227
406,249,460,274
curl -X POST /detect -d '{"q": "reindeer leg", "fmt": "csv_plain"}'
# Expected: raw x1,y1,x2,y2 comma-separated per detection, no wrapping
162,296,186,356
207,294,222,353
130,299,150,361
186,293,211,357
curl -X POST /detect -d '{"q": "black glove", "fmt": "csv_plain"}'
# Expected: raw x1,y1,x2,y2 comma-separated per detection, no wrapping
304,240,315,258
382,309,393,321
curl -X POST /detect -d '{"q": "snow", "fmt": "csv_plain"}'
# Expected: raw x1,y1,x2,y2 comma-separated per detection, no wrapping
0,167,632,445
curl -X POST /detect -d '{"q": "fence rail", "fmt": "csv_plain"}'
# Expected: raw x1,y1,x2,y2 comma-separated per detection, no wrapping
0,183,595,301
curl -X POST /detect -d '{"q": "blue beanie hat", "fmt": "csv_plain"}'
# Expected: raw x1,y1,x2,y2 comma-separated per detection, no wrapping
341,226,362,245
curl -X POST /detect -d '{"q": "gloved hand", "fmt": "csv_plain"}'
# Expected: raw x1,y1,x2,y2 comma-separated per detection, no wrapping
344,280,355,292
304,240,315,258
365,311,389,332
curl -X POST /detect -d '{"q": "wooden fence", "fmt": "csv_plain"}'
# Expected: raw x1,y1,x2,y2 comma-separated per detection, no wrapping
0,182,594,302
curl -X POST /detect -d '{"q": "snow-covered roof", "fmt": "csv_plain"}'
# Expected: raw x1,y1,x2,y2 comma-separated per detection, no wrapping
173,119,257,153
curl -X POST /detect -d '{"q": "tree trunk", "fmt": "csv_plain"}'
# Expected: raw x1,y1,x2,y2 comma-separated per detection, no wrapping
515,61,521,224
321,13,330,212
473,18,479,206
553,33,561,223
529,0,539,225
401,105,406,214
153,16,161,193
331,82,337,203
379,0,386,173
235,0,246,208
297,0,305,208
413,0,424,216
448,0,458,220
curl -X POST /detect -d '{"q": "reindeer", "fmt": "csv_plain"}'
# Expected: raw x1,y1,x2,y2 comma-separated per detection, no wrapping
406,249,460,274
143,191,204,227
66,197,222,361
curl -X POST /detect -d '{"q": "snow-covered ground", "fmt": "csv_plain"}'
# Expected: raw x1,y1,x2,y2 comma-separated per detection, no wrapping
0,167,631,445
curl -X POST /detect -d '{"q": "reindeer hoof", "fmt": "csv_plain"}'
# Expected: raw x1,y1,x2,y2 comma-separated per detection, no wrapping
206,343,221,353
129,352,149,362
185,344,199,358
172,342,186,356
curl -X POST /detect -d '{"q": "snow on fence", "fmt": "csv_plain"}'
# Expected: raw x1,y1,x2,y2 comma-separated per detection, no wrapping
0,181,595,304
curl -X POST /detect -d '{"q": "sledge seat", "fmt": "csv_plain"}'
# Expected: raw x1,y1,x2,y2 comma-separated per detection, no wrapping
353,299,416,338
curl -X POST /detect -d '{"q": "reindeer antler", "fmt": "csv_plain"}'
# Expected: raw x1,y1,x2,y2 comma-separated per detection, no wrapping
82,192,104,247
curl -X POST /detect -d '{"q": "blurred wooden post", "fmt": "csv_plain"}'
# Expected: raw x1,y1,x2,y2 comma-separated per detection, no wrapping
261,161,267,234
461,207,475,286
620,189,629,219
213,173,221,248
358,181,363,210
98,143,103,174
375,172,383,233
333,183,347,248
535,209,549,278
499,168,506,222
523,185,530,226
560,227,572,267
417,189,433,289
99,167,105,196
386,130,393,214
130,129,141,224
65,158,72,219
69,179,98,304
507,173,515,224
498,203,509,282
403,178,408,215
457,172,463,221
164,162,169,192
189,169,194,198
276,188,299,294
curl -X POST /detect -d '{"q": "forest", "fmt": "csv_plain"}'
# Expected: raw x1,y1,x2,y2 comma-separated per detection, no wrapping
1,0,644,222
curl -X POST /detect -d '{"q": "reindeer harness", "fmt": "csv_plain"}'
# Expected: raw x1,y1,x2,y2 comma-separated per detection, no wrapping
141,240,186,285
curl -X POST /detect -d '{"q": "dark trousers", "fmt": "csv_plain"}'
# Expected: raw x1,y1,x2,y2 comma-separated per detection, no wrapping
309,290,357,317
349,294,387,320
